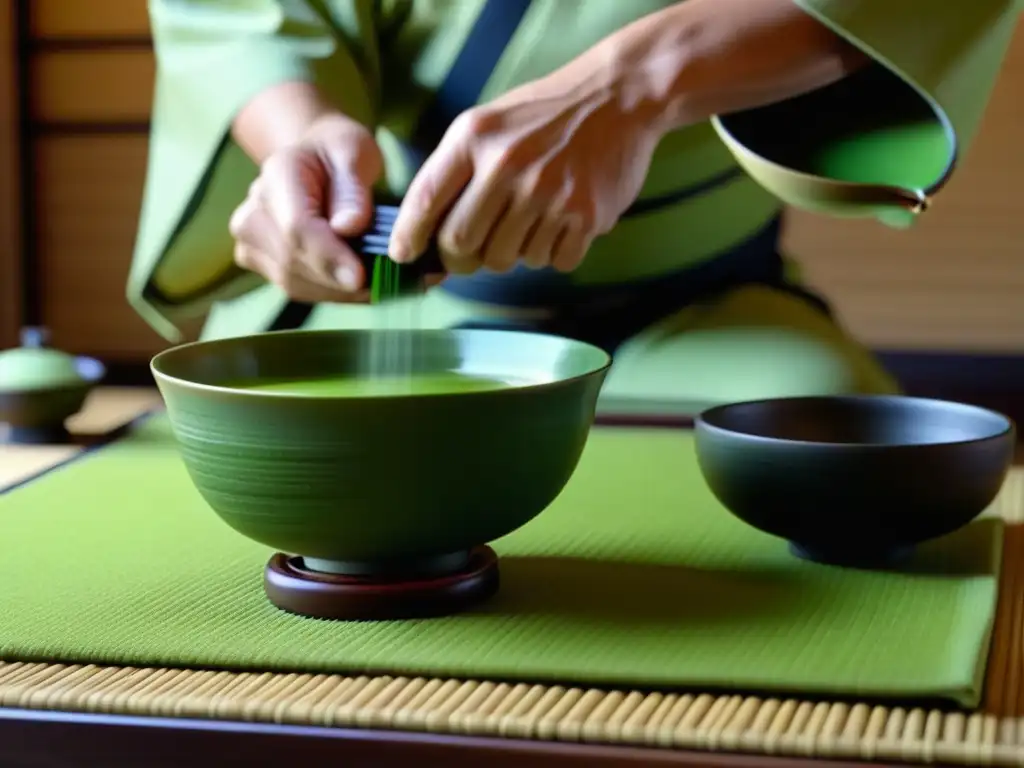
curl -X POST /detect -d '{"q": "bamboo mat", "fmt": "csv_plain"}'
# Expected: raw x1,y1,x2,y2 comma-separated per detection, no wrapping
0,465,1021,765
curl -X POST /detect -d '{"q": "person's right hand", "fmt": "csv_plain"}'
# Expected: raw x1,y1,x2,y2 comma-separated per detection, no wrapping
228,113,384,303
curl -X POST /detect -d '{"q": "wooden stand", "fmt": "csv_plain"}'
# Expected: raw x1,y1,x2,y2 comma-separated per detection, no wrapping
263,546,501,621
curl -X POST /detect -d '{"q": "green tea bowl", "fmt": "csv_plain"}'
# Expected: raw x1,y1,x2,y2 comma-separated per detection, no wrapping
150,328,611,578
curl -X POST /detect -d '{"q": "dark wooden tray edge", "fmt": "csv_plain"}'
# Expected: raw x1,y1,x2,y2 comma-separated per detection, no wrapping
0,707,910,768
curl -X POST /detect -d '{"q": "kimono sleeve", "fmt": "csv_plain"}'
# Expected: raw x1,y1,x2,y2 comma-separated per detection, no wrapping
128,0,378,341
716,0,1021,226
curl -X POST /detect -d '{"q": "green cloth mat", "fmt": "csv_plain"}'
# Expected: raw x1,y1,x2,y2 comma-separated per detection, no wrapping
0,415,1003,708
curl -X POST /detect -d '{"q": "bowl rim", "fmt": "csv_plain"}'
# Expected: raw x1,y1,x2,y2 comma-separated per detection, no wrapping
149,327,613,401
696,394,1016,450
75,355,107,384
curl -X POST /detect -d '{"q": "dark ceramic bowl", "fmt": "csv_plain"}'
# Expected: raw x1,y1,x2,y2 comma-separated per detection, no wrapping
695,395,1016,568
0,357,106,444
151,328,610,577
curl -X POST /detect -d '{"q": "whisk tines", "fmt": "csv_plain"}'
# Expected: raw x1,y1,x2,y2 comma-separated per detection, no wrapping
347,205,442,303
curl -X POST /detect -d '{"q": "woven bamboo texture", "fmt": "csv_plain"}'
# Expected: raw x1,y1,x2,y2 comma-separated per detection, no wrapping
0,469,1019,764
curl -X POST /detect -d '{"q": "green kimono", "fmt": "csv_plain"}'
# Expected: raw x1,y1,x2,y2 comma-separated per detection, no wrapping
129,0,1021,411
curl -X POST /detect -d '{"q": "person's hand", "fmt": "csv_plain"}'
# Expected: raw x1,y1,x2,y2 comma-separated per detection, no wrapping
388,68,664,275
228,113,383,302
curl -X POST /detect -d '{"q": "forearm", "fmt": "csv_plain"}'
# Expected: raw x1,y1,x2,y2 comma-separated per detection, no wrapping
231,81,350,163
577,0,869,136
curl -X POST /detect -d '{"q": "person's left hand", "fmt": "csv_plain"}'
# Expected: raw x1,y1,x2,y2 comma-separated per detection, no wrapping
388,68,664,275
